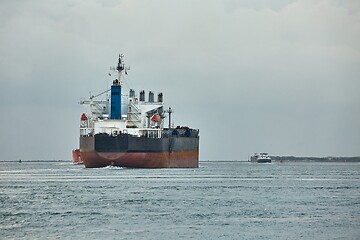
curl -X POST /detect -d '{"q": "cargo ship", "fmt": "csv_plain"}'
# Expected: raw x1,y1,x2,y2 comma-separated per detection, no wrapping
75,54,199,168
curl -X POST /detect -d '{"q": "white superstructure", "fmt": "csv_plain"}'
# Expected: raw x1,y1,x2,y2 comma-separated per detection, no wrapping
79,54,167,138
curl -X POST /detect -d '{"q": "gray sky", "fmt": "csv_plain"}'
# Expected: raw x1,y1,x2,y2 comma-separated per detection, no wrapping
0,0,359,161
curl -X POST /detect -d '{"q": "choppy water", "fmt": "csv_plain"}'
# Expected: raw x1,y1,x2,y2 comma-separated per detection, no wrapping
1,161,359,239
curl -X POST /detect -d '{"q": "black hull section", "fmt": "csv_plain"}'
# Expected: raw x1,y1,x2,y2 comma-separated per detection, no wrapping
81,134,199,152
257,159,271,163
80,134,200,168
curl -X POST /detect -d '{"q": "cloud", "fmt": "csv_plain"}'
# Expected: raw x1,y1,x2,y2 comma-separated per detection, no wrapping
222,0,297,12
0,0,359,160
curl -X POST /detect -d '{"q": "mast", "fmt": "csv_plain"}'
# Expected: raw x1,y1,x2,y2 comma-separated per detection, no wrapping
168,107,173,129
115,54,129,85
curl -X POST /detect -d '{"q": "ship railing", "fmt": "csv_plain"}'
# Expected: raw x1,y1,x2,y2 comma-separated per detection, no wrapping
162,128,199,138
139,129,162,138
80,99,109,117
128,102,141,112
127,103,142,124
80,127,94,136
90,101,108,117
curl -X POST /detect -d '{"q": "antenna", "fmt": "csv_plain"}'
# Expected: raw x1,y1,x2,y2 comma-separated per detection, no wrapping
109,54,130,85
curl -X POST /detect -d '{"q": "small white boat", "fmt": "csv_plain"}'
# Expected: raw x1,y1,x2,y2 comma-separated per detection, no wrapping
251,153,271,163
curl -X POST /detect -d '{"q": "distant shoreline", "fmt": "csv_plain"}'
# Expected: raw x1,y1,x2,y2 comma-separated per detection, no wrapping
269,156,360,162
205,156,360,162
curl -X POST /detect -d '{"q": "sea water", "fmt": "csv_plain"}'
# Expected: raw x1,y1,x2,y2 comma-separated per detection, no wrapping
0,161,359,239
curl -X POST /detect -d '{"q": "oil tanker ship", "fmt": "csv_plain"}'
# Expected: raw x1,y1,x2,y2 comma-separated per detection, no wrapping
74,54,199,168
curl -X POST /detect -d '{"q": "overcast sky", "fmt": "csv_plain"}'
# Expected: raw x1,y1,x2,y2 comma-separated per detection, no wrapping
0,0,359,161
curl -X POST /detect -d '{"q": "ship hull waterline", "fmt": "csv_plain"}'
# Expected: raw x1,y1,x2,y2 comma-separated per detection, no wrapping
257,159,271,163
80,150,199,168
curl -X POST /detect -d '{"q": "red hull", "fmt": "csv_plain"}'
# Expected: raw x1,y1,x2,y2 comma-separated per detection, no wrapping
72,149,84,164
80,150,199,168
